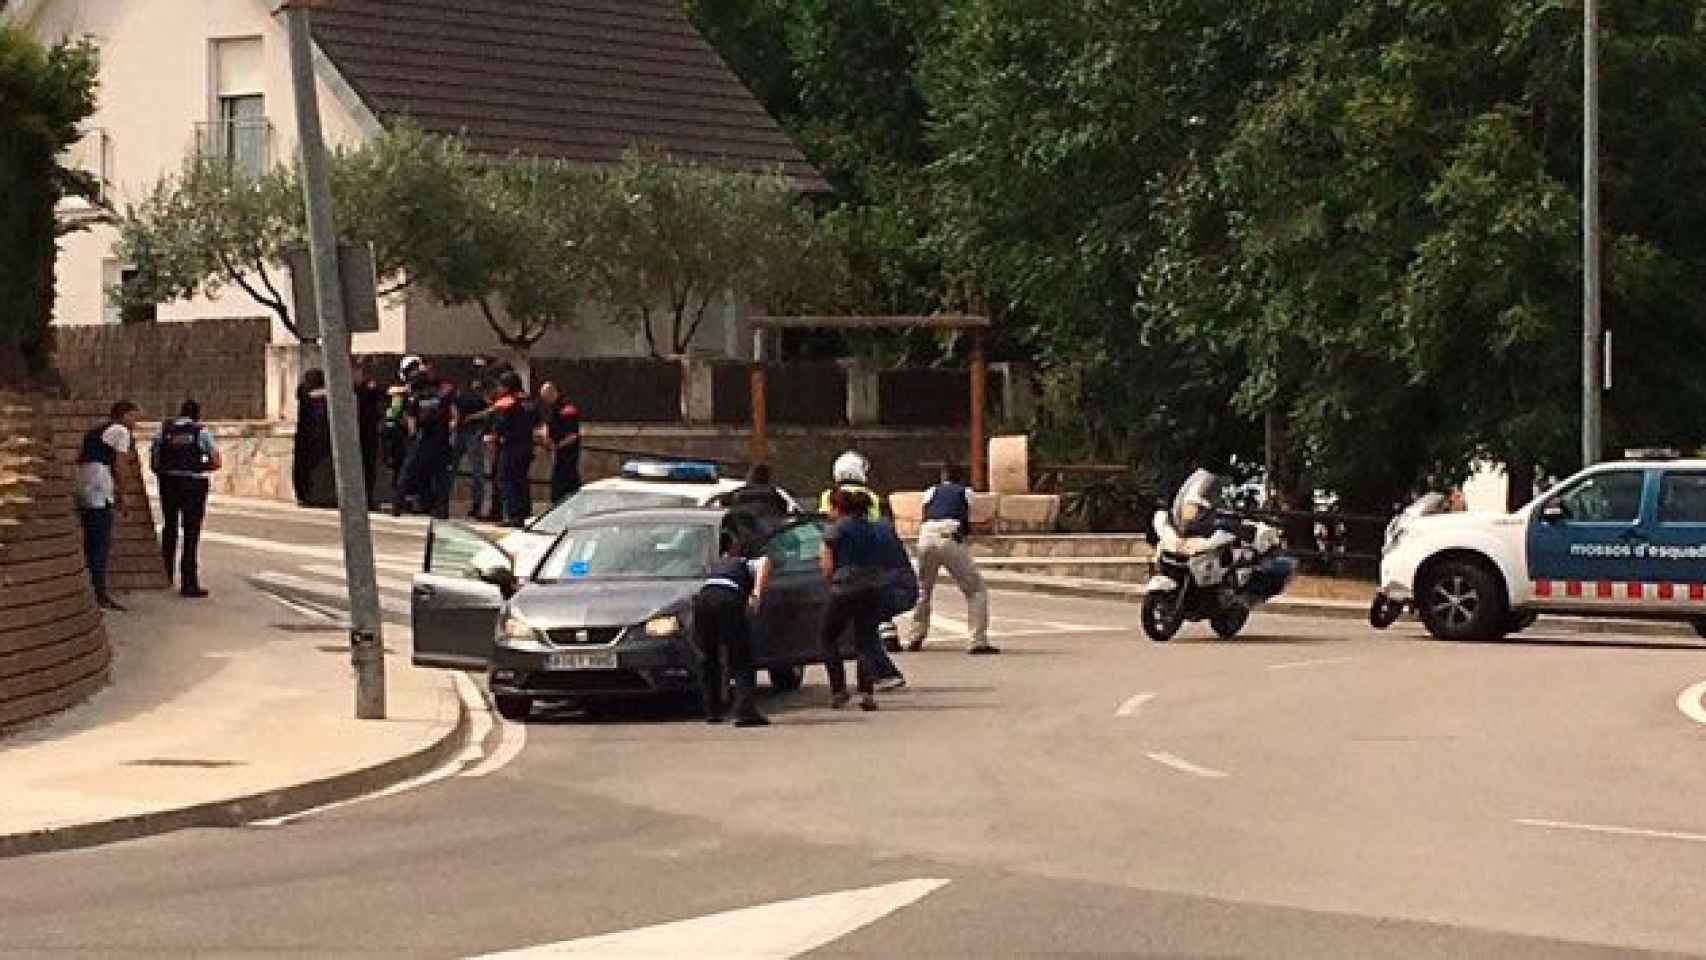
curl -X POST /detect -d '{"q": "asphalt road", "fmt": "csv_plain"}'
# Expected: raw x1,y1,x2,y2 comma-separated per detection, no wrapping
4,501,1706,958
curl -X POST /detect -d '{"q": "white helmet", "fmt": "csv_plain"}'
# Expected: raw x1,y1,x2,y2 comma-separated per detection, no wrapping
398,355,424,382
832,450,870,485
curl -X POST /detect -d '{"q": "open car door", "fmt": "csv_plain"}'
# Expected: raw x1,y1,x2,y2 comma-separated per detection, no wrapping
411,521,509,669
750,516,834,666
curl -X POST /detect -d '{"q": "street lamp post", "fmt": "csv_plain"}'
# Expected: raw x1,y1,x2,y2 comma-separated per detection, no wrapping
1582,0,1604,467
282,0,386,719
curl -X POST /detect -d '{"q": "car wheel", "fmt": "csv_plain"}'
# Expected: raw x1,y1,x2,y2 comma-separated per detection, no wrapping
1506,611,1539,635
1210,605,1250,639
1141,592,1184,643
1419,560,1505,641
1691,618,1706,640
494,695,533,722
768,664,804,692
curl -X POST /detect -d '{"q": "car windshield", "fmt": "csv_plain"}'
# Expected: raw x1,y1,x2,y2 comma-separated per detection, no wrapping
536,521,715,581
528,490,699,535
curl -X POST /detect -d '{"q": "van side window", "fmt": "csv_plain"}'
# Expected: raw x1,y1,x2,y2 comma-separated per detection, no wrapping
1659,474,1706,523
1554,470,1645,522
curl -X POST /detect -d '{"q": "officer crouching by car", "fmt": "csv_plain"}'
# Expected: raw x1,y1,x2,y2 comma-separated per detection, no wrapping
694,531,771,727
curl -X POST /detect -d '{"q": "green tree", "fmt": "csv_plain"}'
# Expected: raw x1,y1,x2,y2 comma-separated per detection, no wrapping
0,25,98,377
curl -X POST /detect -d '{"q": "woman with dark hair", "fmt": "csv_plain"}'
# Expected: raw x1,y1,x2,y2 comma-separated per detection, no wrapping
818,487,886,711
292,368,332,507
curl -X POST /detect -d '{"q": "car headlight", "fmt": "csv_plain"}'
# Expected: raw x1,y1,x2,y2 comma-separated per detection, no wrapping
644,614,681,637
497,611,552,653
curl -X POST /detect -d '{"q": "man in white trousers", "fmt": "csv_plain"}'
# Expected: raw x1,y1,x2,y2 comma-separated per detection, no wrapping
908,463,996,654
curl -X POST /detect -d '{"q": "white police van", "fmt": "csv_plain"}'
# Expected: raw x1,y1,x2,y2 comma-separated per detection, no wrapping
476,460,797,581
1374,453,1706,640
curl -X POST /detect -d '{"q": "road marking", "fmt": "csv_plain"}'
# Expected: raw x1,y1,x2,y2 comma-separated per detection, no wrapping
266,593,338,622
1515,818,1706,845
468,878,950,959
1115,692,1156,717
1145,751,1228,779
301,563,414,595
1267,656,1354,671
250,570,411,619
203,530,417,567
1676,680,1706,726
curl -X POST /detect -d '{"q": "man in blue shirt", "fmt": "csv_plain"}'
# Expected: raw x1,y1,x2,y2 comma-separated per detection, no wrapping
151,400,222,598
908,462,995,653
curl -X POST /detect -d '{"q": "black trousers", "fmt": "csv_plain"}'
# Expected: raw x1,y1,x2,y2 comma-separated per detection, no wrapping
694,587,759,720
550,452,581,504
159,476,209,588
79,506,114,599
820,581,882,695
495,450,533,524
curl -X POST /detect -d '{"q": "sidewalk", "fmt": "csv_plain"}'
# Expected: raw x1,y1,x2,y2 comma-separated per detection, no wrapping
0,559,469,858
982,570,1694,638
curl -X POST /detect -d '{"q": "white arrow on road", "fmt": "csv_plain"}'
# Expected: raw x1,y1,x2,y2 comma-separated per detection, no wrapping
468,878,950,959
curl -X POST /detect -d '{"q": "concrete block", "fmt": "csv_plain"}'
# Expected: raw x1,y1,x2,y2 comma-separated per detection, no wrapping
996,494,1061,533
989,435,1030,495
970,492,999,532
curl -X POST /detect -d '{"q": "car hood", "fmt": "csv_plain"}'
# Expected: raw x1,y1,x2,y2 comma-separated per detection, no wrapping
510,578,697,629
1403,510,1526,535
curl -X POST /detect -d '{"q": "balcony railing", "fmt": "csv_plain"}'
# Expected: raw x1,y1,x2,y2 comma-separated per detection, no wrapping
195,117,274,177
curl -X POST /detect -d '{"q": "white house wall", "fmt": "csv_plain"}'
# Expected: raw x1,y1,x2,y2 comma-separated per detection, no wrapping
403,292,742,360
24,0,400,352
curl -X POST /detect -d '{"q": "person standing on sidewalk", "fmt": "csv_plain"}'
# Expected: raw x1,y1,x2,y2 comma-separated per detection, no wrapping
908,462,996,654
291,369,331,507
151,399,221,598
450,374,492,519
353,362,386,509
74,401,139,611
537,381,581,505
413,378,458,519
485,371,538,527
818,488,886,712
694,531,771,727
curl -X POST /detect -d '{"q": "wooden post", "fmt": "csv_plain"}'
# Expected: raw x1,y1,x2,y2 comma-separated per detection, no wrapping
970,327,987,490
749,361,768,466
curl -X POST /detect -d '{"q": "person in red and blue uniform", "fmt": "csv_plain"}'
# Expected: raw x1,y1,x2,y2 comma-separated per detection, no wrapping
538,381,581,504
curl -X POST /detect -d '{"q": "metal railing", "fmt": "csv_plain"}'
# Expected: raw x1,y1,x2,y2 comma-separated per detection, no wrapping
196,117,273,176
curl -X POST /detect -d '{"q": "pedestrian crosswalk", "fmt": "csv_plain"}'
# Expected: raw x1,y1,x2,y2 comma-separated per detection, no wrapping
249,551,421,624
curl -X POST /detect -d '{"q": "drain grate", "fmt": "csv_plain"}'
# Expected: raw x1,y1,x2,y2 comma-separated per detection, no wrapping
129,758,246,768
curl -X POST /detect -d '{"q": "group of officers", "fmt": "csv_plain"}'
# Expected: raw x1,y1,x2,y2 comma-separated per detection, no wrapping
295,355,582,527
692,451,995,727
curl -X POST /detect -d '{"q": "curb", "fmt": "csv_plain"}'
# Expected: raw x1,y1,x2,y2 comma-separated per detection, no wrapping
985,575,1696,639
0,679,472,860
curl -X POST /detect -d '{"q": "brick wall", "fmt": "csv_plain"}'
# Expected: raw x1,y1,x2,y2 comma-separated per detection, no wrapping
0,393,114,732
52,319,270,421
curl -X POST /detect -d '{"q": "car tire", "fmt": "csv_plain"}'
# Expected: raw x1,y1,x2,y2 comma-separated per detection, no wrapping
768,664,804,692
1210,605,1250,639
494,695,533,722
1691,618,1706,640
1418,560,1505,641
1506,611,1539,635
1141,592,1184,643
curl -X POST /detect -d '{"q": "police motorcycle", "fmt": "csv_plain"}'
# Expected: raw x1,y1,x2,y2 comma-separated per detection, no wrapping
1141,470,1296,642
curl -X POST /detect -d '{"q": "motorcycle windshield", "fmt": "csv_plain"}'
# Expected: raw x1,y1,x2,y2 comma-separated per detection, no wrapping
1170,469,1223,538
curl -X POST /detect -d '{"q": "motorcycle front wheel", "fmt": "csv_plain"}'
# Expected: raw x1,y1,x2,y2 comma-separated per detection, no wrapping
1141,591,1185,642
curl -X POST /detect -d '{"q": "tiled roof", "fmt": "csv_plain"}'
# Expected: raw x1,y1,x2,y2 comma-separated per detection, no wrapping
309,0,823,190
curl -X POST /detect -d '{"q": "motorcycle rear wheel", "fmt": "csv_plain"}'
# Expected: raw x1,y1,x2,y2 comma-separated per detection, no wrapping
1141,592,1185,642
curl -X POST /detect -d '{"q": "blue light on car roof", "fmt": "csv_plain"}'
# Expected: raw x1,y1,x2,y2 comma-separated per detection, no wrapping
621,460,721,482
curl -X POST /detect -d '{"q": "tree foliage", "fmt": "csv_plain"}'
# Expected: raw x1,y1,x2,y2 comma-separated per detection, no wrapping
0,24,98,376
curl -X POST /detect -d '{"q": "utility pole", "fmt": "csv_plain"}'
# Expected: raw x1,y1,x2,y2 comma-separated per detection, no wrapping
283,1,386,719
1582,0,1603,467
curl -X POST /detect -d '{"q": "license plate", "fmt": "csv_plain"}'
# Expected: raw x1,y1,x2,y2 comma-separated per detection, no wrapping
546,652,618,670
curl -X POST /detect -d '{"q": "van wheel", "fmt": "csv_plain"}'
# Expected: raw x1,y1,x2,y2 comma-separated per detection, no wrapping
768,665,804,692
494,695,533,722
1506,611,1539,635
1691,618,1706,640
1419,561,1505,641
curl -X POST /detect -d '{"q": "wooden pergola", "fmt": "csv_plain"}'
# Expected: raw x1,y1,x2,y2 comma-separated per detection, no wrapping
747,315,993,489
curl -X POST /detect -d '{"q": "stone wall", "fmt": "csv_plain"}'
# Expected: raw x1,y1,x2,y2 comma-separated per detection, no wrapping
0,393,113,732
51,319,270,421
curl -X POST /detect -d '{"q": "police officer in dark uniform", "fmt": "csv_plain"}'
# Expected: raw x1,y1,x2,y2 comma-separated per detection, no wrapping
413,378,458,518
694,531,771,726
150,399,221,598
353,363,386,509
537,381,581,504
485,371,537,527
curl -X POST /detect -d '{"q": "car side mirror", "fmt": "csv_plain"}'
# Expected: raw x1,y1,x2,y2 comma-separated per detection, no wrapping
1541,503,1567,524
479,563,519,599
